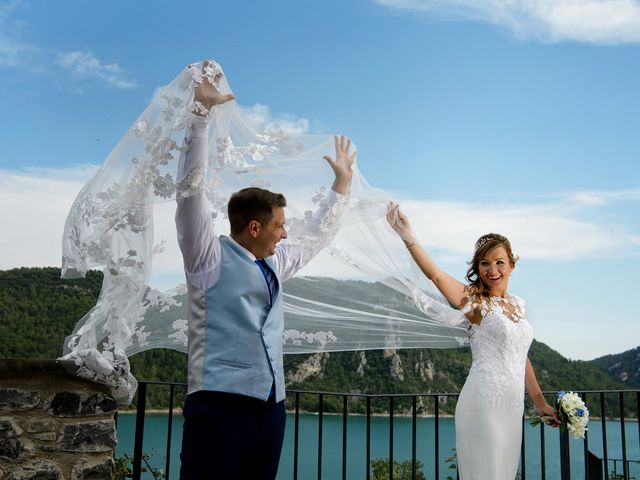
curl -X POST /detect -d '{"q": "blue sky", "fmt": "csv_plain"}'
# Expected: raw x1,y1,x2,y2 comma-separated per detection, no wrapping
0,0,638,360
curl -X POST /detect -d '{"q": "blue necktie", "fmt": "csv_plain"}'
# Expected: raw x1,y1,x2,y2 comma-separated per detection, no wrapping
255,259,277,305
256,259,278,399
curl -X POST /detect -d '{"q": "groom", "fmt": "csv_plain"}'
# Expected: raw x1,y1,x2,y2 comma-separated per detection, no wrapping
177,63,356,479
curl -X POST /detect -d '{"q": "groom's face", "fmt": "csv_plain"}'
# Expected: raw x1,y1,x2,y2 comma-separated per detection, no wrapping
255,206,288,258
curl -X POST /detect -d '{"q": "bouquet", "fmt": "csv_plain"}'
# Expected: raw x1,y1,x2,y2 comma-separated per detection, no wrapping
531,391,589,439
556,391,589,438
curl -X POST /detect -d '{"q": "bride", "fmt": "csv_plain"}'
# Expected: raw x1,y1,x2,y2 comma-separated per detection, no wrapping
387,204,560,480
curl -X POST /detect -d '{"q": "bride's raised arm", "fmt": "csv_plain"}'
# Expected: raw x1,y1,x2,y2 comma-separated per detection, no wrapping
386,202,467,308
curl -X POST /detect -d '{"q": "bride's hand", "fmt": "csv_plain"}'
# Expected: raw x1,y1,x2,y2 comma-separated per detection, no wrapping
536,402,561,428
194,60,235,113
386,202,417,246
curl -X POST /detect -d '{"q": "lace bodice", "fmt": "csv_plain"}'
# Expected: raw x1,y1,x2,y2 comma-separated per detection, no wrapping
461,294,533,412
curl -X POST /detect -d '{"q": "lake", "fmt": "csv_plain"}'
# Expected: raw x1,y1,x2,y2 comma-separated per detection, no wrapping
115,413,639,479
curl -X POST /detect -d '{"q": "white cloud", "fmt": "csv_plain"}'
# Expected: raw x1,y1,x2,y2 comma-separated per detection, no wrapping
0,168,89,269
0,0,31,66
398,192,640,261
0,1,135,89
21,164,100,182
563,188,640,207
374,0,640,44
2,165,638,277
244,103,310,135
56,51,136,90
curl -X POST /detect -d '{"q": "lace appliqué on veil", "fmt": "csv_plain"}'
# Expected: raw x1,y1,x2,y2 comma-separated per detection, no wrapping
283,329,338,347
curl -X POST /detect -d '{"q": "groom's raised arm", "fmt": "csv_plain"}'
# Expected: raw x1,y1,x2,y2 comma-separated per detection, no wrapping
175,119,220,289
175,65,235,289
274,135,356,281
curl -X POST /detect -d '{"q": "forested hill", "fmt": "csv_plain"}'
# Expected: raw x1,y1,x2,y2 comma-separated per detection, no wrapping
0,267,632,413
591,347,640,389
0,267,103,359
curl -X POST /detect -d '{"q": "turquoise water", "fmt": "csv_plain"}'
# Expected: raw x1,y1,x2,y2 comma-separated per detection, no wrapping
116,413,639,479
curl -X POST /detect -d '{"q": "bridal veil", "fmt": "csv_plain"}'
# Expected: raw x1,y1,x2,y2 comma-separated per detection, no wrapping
60,60,468,403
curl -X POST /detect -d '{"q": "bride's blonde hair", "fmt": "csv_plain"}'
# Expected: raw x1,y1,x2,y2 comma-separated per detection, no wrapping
465,233,518,299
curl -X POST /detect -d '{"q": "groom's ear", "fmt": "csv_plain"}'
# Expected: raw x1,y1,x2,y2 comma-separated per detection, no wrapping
247,219,262,238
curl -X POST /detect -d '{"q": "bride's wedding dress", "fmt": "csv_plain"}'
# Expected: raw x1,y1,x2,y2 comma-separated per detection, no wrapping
455,293,533,479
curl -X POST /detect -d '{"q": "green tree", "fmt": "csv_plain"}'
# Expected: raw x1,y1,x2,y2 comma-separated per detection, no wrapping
114,453,165,480
370,458,426,480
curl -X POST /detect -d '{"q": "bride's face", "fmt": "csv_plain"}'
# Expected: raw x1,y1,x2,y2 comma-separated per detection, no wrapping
478,246,514,295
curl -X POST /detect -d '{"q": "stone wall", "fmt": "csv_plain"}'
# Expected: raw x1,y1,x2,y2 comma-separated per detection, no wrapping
0,359,117,480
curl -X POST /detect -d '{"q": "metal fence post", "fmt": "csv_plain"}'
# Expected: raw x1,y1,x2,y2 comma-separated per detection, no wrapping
559,428,571,480
132,382,147,480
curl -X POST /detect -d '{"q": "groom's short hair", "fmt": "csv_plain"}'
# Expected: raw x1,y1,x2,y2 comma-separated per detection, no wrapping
228,187,287,235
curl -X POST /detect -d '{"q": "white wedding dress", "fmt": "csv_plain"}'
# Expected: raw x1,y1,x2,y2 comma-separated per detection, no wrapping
455,293,533,480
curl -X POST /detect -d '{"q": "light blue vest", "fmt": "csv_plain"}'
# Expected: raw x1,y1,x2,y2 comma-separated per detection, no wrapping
186,237,285,402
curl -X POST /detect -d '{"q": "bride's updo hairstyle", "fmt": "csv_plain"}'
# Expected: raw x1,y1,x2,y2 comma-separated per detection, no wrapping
465,233,518,298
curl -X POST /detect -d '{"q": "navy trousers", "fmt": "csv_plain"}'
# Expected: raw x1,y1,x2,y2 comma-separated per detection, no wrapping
179,390,286,480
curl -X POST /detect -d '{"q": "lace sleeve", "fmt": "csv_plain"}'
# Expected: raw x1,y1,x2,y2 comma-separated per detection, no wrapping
410,286,470,329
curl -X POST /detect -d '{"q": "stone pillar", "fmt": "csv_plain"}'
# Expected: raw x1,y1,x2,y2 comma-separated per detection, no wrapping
0,359,117,480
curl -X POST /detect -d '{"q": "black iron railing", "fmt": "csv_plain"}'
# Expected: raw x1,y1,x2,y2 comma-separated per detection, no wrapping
124,383,639,480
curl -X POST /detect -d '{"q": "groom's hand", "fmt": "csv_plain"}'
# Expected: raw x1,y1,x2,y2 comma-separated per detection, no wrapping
324,135,356,195
194,60,235,115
